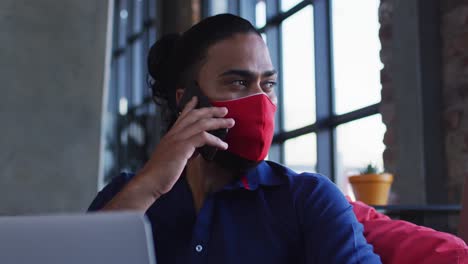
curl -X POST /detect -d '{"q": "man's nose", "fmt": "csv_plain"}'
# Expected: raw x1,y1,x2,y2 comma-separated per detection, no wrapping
249,81,263,95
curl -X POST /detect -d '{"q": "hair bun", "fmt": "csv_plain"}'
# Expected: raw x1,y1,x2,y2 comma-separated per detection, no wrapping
147,33,181,112
147,33,181,83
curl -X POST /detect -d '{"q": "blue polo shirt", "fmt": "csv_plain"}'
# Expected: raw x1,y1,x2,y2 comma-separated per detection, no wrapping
88,161,381,263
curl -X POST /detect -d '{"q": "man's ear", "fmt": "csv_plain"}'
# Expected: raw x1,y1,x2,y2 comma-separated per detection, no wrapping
175,88,184,106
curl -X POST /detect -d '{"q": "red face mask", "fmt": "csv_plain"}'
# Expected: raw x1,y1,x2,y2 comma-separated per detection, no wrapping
211,93,277,162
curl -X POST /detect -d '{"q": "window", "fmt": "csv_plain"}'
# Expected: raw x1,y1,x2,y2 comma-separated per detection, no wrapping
281,0,303,11
281,5,316,131
332,0,384,192
285,133,317,173
102,0,159,184
204,0,385,194
332,0,382,115
335,115,386,194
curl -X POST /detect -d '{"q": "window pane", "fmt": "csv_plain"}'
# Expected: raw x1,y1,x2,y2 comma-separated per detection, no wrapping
281,0,302,12
281,5,315,131
285,133,317,173
118,1,129,49
132,0,143,33
210,0,229,15
332,0,382,114
147,0,157,20
117,55,127,105
267,144,280,163
108,60,118,113
255,0,266,28
132,39,143,106
335,114,386,194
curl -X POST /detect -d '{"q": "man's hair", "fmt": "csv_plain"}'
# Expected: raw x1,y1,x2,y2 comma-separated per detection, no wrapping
147,14,260,130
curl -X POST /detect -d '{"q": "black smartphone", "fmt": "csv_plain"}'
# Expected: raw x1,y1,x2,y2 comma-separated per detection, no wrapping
178,81,228,161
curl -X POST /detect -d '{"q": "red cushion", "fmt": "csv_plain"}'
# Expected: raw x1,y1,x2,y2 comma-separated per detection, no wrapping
348,198,468,264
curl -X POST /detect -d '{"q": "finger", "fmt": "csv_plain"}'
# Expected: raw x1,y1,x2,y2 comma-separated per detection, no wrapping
188,131,229,150
177,117,234,140
174,106,229,132
173,97,197,127
179,96,198,119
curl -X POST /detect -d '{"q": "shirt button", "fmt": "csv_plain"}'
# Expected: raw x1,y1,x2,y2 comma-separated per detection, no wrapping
195,244,203,253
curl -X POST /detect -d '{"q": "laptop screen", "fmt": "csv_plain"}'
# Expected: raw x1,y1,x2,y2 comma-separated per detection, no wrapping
0,212,156,264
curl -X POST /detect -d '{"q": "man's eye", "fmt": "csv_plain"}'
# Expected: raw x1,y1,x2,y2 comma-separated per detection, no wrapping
232,80,248,86
263,81,277,90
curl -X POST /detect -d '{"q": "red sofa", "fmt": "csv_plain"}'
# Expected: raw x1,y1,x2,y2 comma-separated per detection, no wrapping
349,198,468,264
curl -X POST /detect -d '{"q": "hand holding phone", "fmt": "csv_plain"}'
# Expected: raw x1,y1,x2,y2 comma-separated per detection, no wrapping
177,81,229,160
109,92,234,208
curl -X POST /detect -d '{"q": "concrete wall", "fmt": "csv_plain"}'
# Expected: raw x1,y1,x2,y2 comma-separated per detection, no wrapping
0,0,111,215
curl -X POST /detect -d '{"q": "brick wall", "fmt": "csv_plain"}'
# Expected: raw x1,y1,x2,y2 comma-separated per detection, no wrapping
379,0,468,204
441,1,468,203
379,0,396,175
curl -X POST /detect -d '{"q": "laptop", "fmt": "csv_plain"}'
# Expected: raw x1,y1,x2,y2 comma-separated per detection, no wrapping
0,212,156,264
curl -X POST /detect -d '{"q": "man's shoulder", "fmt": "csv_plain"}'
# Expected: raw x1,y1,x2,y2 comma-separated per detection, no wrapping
264,160,334,190
264,161,347,209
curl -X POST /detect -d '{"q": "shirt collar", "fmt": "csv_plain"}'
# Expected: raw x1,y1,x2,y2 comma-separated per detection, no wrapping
223,161,287,191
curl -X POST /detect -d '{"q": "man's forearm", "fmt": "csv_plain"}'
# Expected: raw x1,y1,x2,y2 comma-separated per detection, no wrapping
101,173,161,212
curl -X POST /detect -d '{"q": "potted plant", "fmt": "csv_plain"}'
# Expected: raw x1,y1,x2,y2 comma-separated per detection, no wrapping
348,164,394,205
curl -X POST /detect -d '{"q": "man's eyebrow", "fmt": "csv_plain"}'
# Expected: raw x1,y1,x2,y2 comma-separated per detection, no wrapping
262,70,277,77
219,69,255,78
218,69,277,78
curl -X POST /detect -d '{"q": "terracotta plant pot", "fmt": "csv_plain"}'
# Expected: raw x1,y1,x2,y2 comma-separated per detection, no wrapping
348,173,394,205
